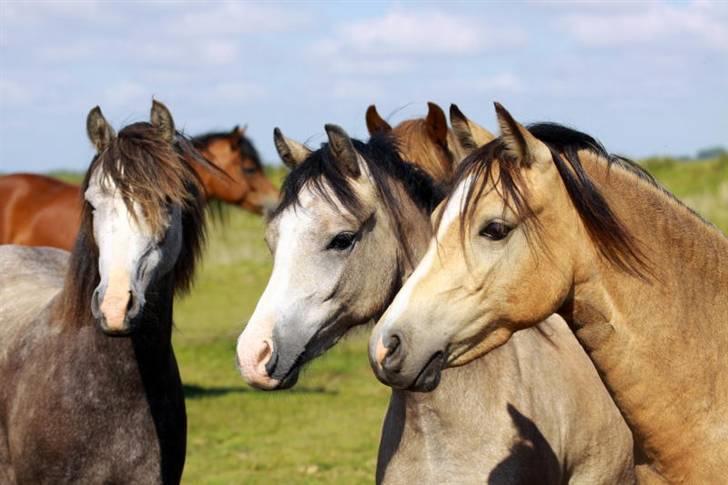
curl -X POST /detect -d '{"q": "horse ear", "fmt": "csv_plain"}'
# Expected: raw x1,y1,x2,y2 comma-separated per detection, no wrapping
366,105,392,135
494,102,551,169
273,127,311,170
450,104,496,155
86,106,115,152
325,124,360,178
425,102,448,146
150,100,175,143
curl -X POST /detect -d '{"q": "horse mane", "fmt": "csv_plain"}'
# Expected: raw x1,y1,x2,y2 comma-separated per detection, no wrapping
192,129,262,169
59,122,207,324
272,132,445,263
392,119,453,182
447,122,654,278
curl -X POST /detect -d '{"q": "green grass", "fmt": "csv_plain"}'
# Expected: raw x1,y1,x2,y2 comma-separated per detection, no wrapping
37,158,726,483
642,155,728,231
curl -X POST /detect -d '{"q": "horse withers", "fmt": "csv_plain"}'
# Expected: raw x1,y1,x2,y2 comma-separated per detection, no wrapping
0,122,278,250
0,101,207,484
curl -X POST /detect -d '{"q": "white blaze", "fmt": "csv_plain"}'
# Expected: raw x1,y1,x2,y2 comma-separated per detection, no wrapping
86,172,154,330
377,175,474,332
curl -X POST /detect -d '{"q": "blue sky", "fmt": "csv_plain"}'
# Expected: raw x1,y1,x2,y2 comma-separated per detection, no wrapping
1,0,726,171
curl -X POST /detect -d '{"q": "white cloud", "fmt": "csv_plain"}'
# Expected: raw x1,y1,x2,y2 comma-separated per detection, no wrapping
102,81,149,110
199,40,239,65
35,42,96,62
474,73,524,93
330,79,383,100
129,39,240,67
341,10,481,56
3,0,108,23
312,55,414,76
326,9,524,58
206,81,267,103
167,1,307,36
560,1,728,50
0,79,34,106
308,8,526,76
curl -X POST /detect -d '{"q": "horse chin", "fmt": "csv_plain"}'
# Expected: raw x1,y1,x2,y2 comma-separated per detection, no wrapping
98,315,136,337
275,368,301,390
407,351,445,393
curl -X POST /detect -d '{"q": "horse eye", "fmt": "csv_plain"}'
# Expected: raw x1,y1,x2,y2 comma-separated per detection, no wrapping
327,232,356,251
242,166,257,175
479,221,512,241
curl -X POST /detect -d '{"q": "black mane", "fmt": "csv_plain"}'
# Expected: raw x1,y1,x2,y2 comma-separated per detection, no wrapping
275,133,444,218
527,123,659,187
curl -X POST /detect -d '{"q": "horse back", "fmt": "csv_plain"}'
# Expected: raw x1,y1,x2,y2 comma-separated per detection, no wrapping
0,174,81,250
0,245,67,340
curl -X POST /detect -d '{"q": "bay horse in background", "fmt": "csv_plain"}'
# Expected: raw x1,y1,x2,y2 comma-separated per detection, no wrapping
238,114,634,483
0,124,278,251
366,102,464,183
370,103,728,483
191,125,279,214
0,101,207,484
366,102,497,182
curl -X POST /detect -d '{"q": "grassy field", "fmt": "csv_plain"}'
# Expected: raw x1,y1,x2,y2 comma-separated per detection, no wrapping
53,157,728,483
642,156,728,231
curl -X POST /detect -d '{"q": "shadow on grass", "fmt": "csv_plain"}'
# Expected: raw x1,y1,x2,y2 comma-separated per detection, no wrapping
183,383,338,399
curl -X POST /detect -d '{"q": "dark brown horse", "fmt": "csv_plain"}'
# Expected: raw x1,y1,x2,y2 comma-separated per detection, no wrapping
0,125,278,251
0,101,206,484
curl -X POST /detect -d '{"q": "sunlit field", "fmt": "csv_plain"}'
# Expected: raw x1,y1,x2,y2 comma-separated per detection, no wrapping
52,157,728,483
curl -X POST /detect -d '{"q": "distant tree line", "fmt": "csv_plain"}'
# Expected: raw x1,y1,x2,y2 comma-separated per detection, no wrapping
696,146,727,160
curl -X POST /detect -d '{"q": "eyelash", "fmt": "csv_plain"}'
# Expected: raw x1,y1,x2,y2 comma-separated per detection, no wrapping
479,221,513,241
327,231,357,251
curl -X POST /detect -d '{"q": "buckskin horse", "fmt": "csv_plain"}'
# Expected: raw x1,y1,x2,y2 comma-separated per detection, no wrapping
370,103,728,483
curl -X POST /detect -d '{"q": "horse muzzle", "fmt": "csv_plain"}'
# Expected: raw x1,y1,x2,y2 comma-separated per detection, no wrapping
92,284,142,336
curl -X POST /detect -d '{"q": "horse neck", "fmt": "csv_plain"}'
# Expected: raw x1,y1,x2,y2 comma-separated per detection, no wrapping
565,153,728,478
130,272,174,359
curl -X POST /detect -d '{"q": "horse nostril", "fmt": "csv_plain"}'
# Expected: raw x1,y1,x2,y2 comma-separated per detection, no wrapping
382,334,404,373
385,334,400,353
126,291,142,320
264,344,279,377
91,289,102,316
